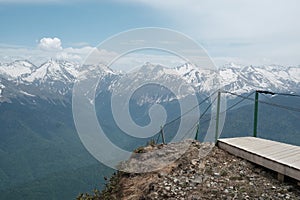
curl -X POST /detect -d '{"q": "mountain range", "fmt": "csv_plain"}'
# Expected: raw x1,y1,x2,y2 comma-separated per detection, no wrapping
0,60,299,104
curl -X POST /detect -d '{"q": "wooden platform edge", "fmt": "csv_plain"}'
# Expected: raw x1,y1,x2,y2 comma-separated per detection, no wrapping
217,140,300,182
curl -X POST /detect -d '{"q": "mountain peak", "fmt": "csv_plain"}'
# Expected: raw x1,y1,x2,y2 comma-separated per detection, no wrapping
23,59,79,81
0,59,36,80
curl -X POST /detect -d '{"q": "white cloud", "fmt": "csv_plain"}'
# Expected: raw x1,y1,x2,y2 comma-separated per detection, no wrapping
38,37,63,51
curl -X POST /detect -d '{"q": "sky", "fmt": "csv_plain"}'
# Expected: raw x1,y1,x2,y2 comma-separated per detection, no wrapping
0,0,300,67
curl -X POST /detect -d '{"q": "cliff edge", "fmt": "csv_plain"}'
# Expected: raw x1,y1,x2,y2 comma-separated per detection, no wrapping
78,140,300,200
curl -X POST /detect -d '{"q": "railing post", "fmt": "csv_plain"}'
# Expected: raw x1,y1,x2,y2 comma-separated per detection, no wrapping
215,90,221,143
253,91,259,137
195,123,199,141
160,126,166,144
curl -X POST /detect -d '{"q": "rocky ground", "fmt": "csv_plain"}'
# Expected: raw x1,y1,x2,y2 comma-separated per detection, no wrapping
78,140,300,200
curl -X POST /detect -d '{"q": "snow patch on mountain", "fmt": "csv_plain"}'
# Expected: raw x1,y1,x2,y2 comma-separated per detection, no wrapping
20,90,35,97
79,63,115,79
286,67,300,83
0,82,4,96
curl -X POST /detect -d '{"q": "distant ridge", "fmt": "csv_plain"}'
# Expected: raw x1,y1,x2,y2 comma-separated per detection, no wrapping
0,60,299,103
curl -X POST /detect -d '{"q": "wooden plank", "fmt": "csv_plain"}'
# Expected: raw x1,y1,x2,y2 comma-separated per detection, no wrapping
217,137,300,182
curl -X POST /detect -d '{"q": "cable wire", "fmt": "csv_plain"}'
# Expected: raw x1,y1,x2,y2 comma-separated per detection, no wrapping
223,91,255,113
276,92,300,98
223,91,300,113
178,95,217,141
163,90,219,128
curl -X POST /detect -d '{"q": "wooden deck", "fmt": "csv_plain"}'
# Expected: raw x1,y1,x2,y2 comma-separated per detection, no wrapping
217,137,300,182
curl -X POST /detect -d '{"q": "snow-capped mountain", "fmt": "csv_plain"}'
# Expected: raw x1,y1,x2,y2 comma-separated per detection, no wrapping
126,62,300,96
0,60,36,81
218,63,300,94
0,60,299,103
23,60,79,83
0,60,79,84
0,60,114,102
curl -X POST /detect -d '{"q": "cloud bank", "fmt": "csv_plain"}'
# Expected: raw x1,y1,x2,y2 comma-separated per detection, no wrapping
120,0,300,66
0,37,95,65
0,37,188,70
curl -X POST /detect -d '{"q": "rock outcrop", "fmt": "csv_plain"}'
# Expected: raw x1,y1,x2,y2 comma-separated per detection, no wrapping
78,140,300,200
